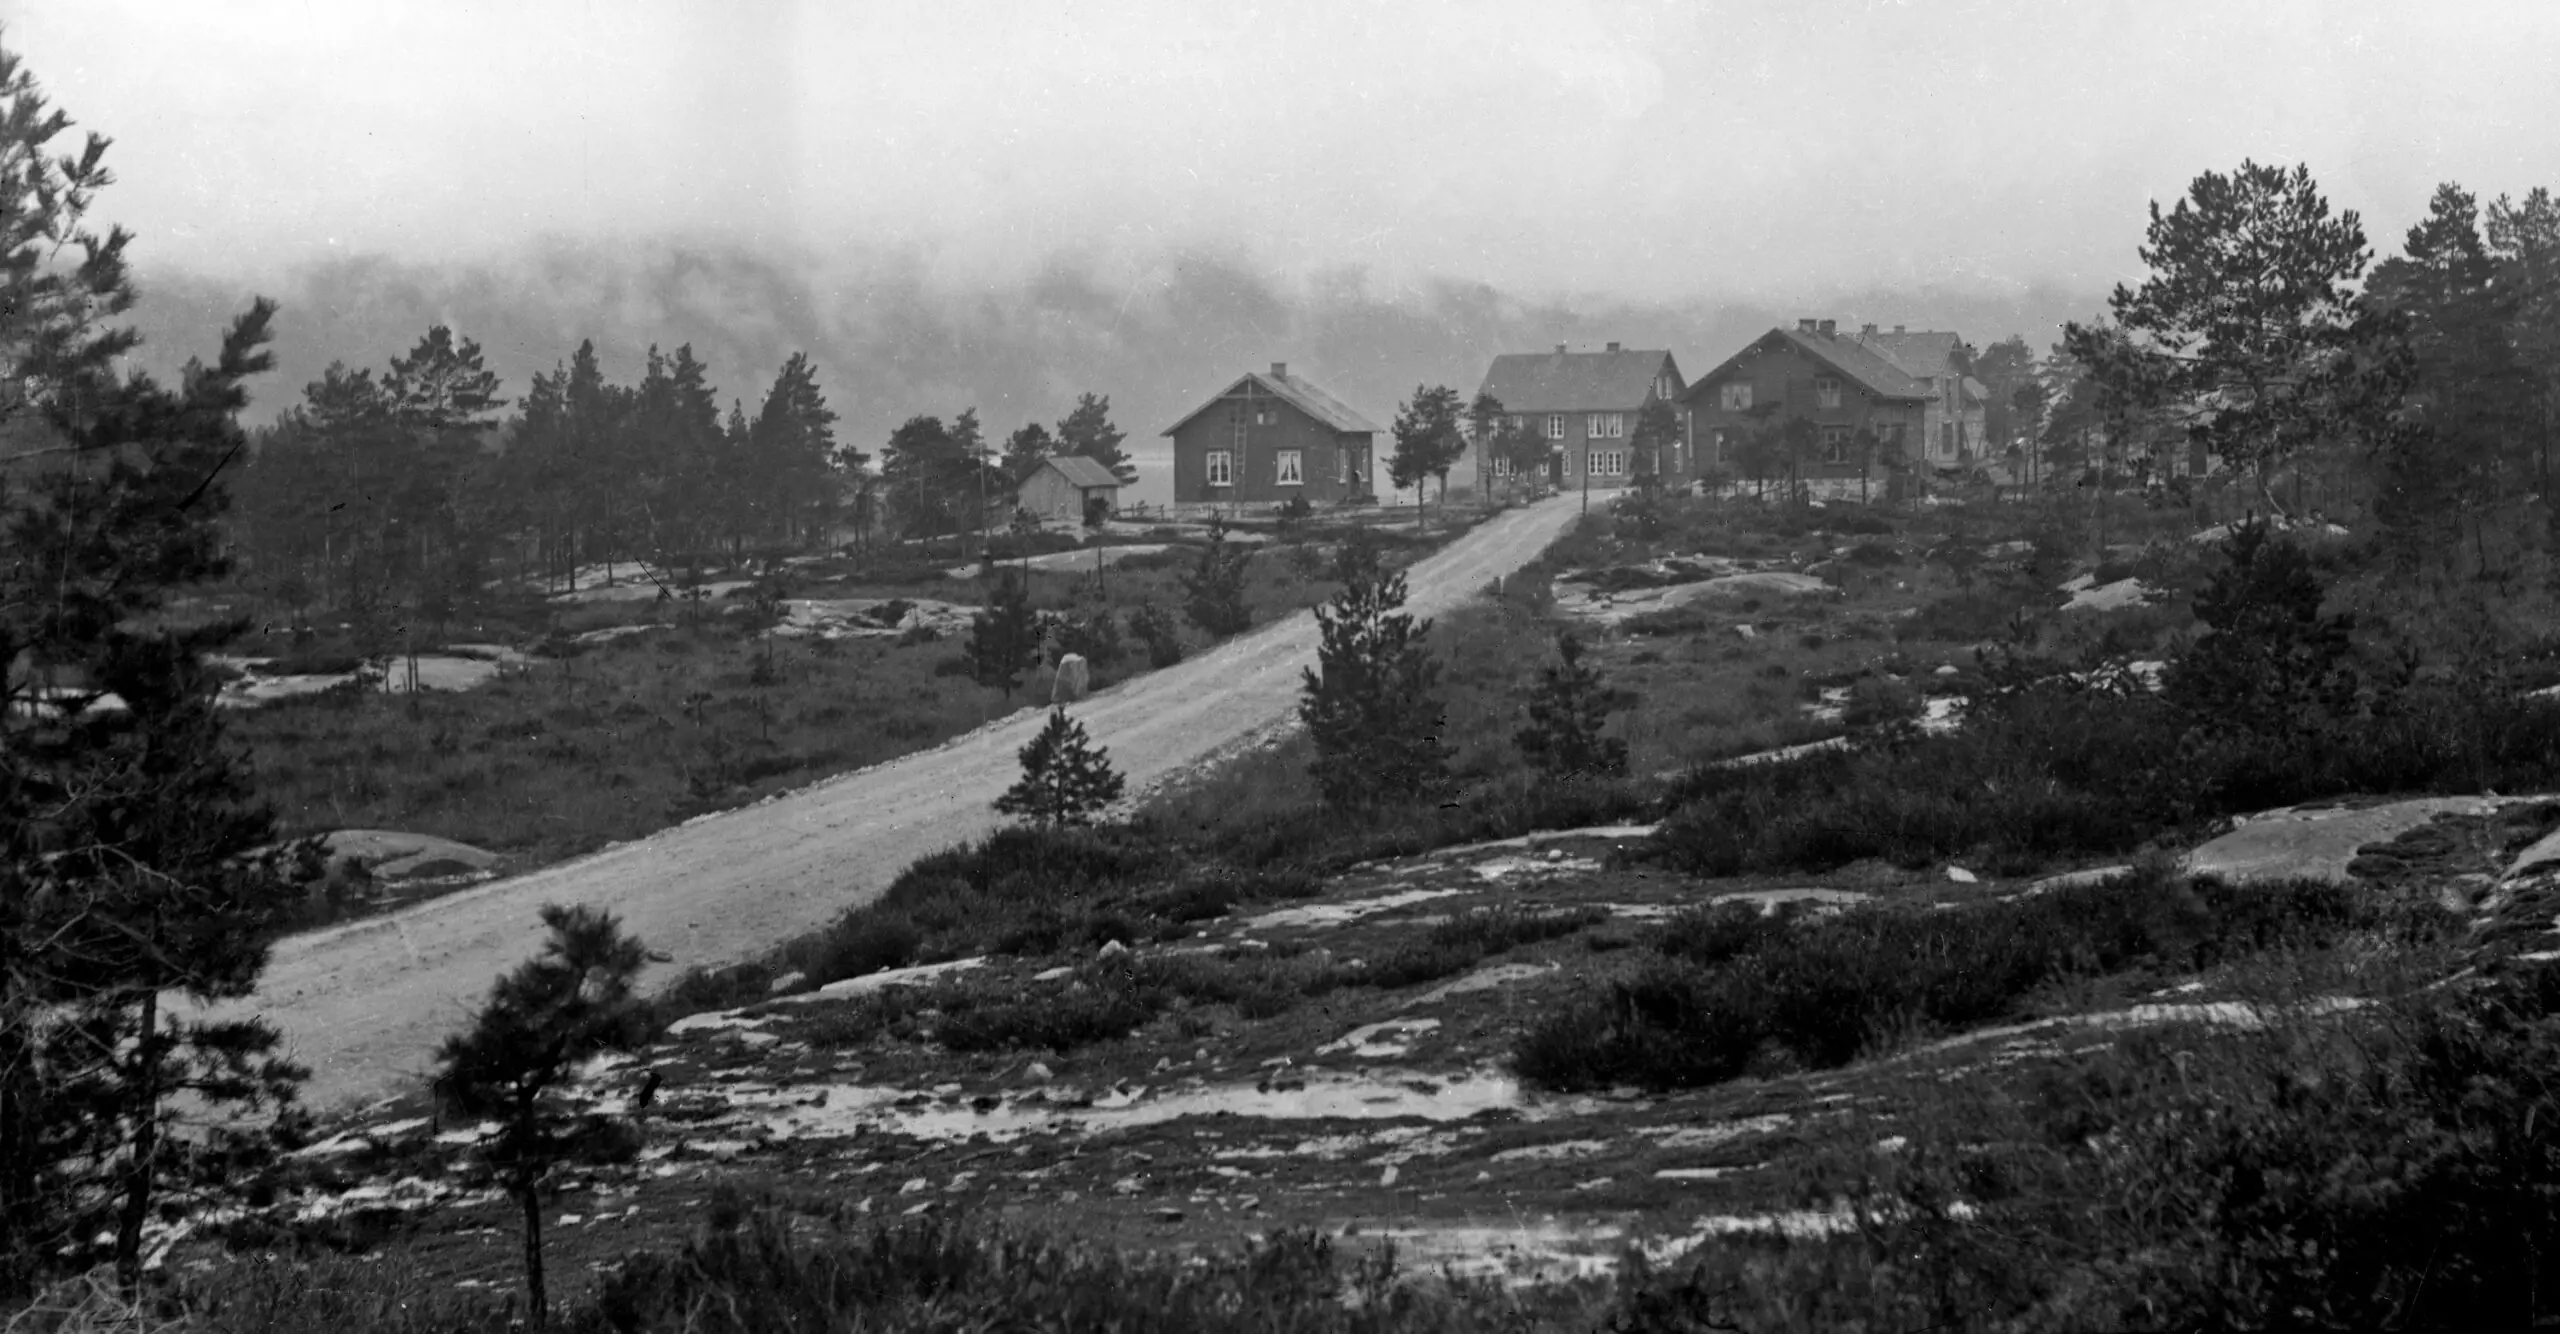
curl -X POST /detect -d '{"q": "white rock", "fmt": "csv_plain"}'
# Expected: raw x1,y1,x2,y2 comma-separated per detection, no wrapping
767,971,807,994
1098,940,1129,959
1946,866,1979,884
900,1177,929,1196
1023,1061,1055,1084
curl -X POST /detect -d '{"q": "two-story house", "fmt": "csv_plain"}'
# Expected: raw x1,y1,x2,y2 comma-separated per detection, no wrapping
1680,320,1930,493
1162,363,1381,507
1475,343,1685,491
1840,324,1989,465
1681,320,1988,496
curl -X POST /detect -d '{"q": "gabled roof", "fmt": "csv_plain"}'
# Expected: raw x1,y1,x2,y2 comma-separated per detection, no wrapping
1035,454,1122,490
1476,348,1680,414
1848,329,1965,381
1159,368,1382,437
1681,328,1931,403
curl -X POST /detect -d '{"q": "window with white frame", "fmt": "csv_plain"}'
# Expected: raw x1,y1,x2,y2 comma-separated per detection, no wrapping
1491,456,1514,478
1720,382,1752,411
1255,406,1275,426
1339,449,1357,484
1545,414,1565,440
1940,423,1956,457
1822,426,1853,463
1815,376,1841,410
1587,449,1625,476
1275,449,1303,485
1584,412,1624,439
1205,450,1233,486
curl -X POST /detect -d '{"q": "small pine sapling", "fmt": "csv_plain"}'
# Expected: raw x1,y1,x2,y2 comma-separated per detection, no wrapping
1181,515,1254,637
1128,602,1184,668
964,569,1044,696
995,708,1127,825
1516,629,1630,778
434,905,653,1330
1300,533,1451,809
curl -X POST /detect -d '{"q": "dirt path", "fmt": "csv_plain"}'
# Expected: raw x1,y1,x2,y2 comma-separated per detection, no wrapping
222,495,1588,1113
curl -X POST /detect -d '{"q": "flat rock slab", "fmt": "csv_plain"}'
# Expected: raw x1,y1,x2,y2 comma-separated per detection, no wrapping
2184,797,2507,886
322,829,503,881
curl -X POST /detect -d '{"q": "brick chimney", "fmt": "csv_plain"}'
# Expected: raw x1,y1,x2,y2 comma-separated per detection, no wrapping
1605,341,1621,352
1893,324,1906,334
1797,319,1818,334
1269,362,1287,378
1861,323,1877,336
1555,343,1568,354
1818,320,1836,337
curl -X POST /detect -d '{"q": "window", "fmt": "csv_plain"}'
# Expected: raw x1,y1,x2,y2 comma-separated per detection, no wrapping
1545,414,1565,440
1275,449,1303,485
1940,423,1956,457
1710,428,1731,464
1815,376,1841,410
1822,426,1853,463
1656,373,1677,400
1490,456,1514,478
1720,382,1752,411
1339,450,1358,484
1205,451,1233,487
1254,407,1275,426
1587,449,1625,477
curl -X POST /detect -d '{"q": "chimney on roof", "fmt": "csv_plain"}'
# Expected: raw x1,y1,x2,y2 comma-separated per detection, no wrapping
1270,362,1287,378
1818,320,1835,337
1893,324,1905,334
1555,343,1568,354
1797,319,1817,334
1605,341,1621,352
1861,323,1877,336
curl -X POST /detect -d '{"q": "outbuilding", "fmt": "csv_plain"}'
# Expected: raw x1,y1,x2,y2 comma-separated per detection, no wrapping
1016,454,1122,525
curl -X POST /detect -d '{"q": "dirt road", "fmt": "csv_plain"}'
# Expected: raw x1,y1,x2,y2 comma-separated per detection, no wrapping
226,495,1589,1113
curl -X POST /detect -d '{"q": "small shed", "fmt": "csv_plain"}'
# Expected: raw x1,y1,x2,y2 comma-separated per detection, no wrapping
1017,454,1122,525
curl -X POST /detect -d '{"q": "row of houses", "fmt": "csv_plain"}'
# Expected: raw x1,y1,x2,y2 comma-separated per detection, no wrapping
1157,321,1994,507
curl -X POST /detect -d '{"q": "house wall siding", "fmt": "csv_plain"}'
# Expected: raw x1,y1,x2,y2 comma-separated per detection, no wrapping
1171,391,1374,505
1018,466,1114,522
1684,340,1930,481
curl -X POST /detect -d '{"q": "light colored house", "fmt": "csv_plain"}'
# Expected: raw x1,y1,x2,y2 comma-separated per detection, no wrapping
1163,363,1381,506
1017,454,1121,524
1838,324,1989,466
1476,343,1685,490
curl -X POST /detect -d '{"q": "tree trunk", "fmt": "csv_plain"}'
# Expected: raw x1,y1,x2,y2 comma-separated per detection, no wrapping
519,1179,548,1329
112,992,160,1289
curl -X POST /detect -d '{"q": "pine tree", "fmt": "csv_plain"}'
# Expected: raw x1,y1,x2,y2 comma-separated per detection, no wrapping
2070,161,2383,517
1056,392,1135,485
434,905,652,1331
1516,630,1629,778
1299,538,1450,809
1004,421,1056,482
748,352,838,545
0,36,312,1289
994,709,1127,826
1181,515,1254,637
1389,384,1465,527
965,570,1044,696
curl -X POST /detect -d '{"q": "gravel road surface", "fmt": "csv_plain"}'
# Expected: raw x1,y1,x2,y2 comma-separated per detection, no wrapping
226,494,1588,1112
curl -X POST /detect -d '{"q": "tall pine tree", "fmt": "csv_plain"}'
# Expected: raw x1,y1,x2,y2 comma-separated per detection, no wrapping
0,35,311,1288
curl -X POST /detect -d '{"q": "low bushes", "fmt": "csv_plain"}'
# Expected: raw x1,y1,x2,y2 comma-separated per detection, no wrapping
1514,867,2451,1092
1677,962,2560,1331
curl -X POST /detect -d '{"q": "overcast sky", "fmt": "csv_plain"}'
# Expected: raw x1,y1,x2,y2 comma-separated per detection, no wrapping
10,0,2557,306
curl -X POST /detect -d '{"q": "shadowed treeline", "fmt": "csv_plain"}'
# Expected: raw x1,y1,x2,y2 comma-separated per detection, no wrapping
126,240,2101,507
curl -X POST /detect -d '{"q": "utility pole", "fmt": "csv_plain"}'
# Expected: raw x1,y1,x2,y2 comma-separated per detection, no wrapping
1580,443,1590,516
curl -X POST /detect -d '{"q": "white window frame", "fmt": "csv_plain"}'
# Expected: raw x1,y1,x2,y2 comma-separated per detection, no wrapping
1205,450,1233,487
1338,449,1356,484
1720,382,1752,411
1275,449,1303,486
1545,414,1565,440
1822,426,1852,463
1255,407,1275,426
1587,449,1625,477
1815,377,1841,410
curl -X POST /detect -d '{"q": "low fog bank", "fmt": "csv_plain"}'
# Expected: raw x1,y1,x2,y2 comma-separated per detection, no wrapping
124,240,2100,509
